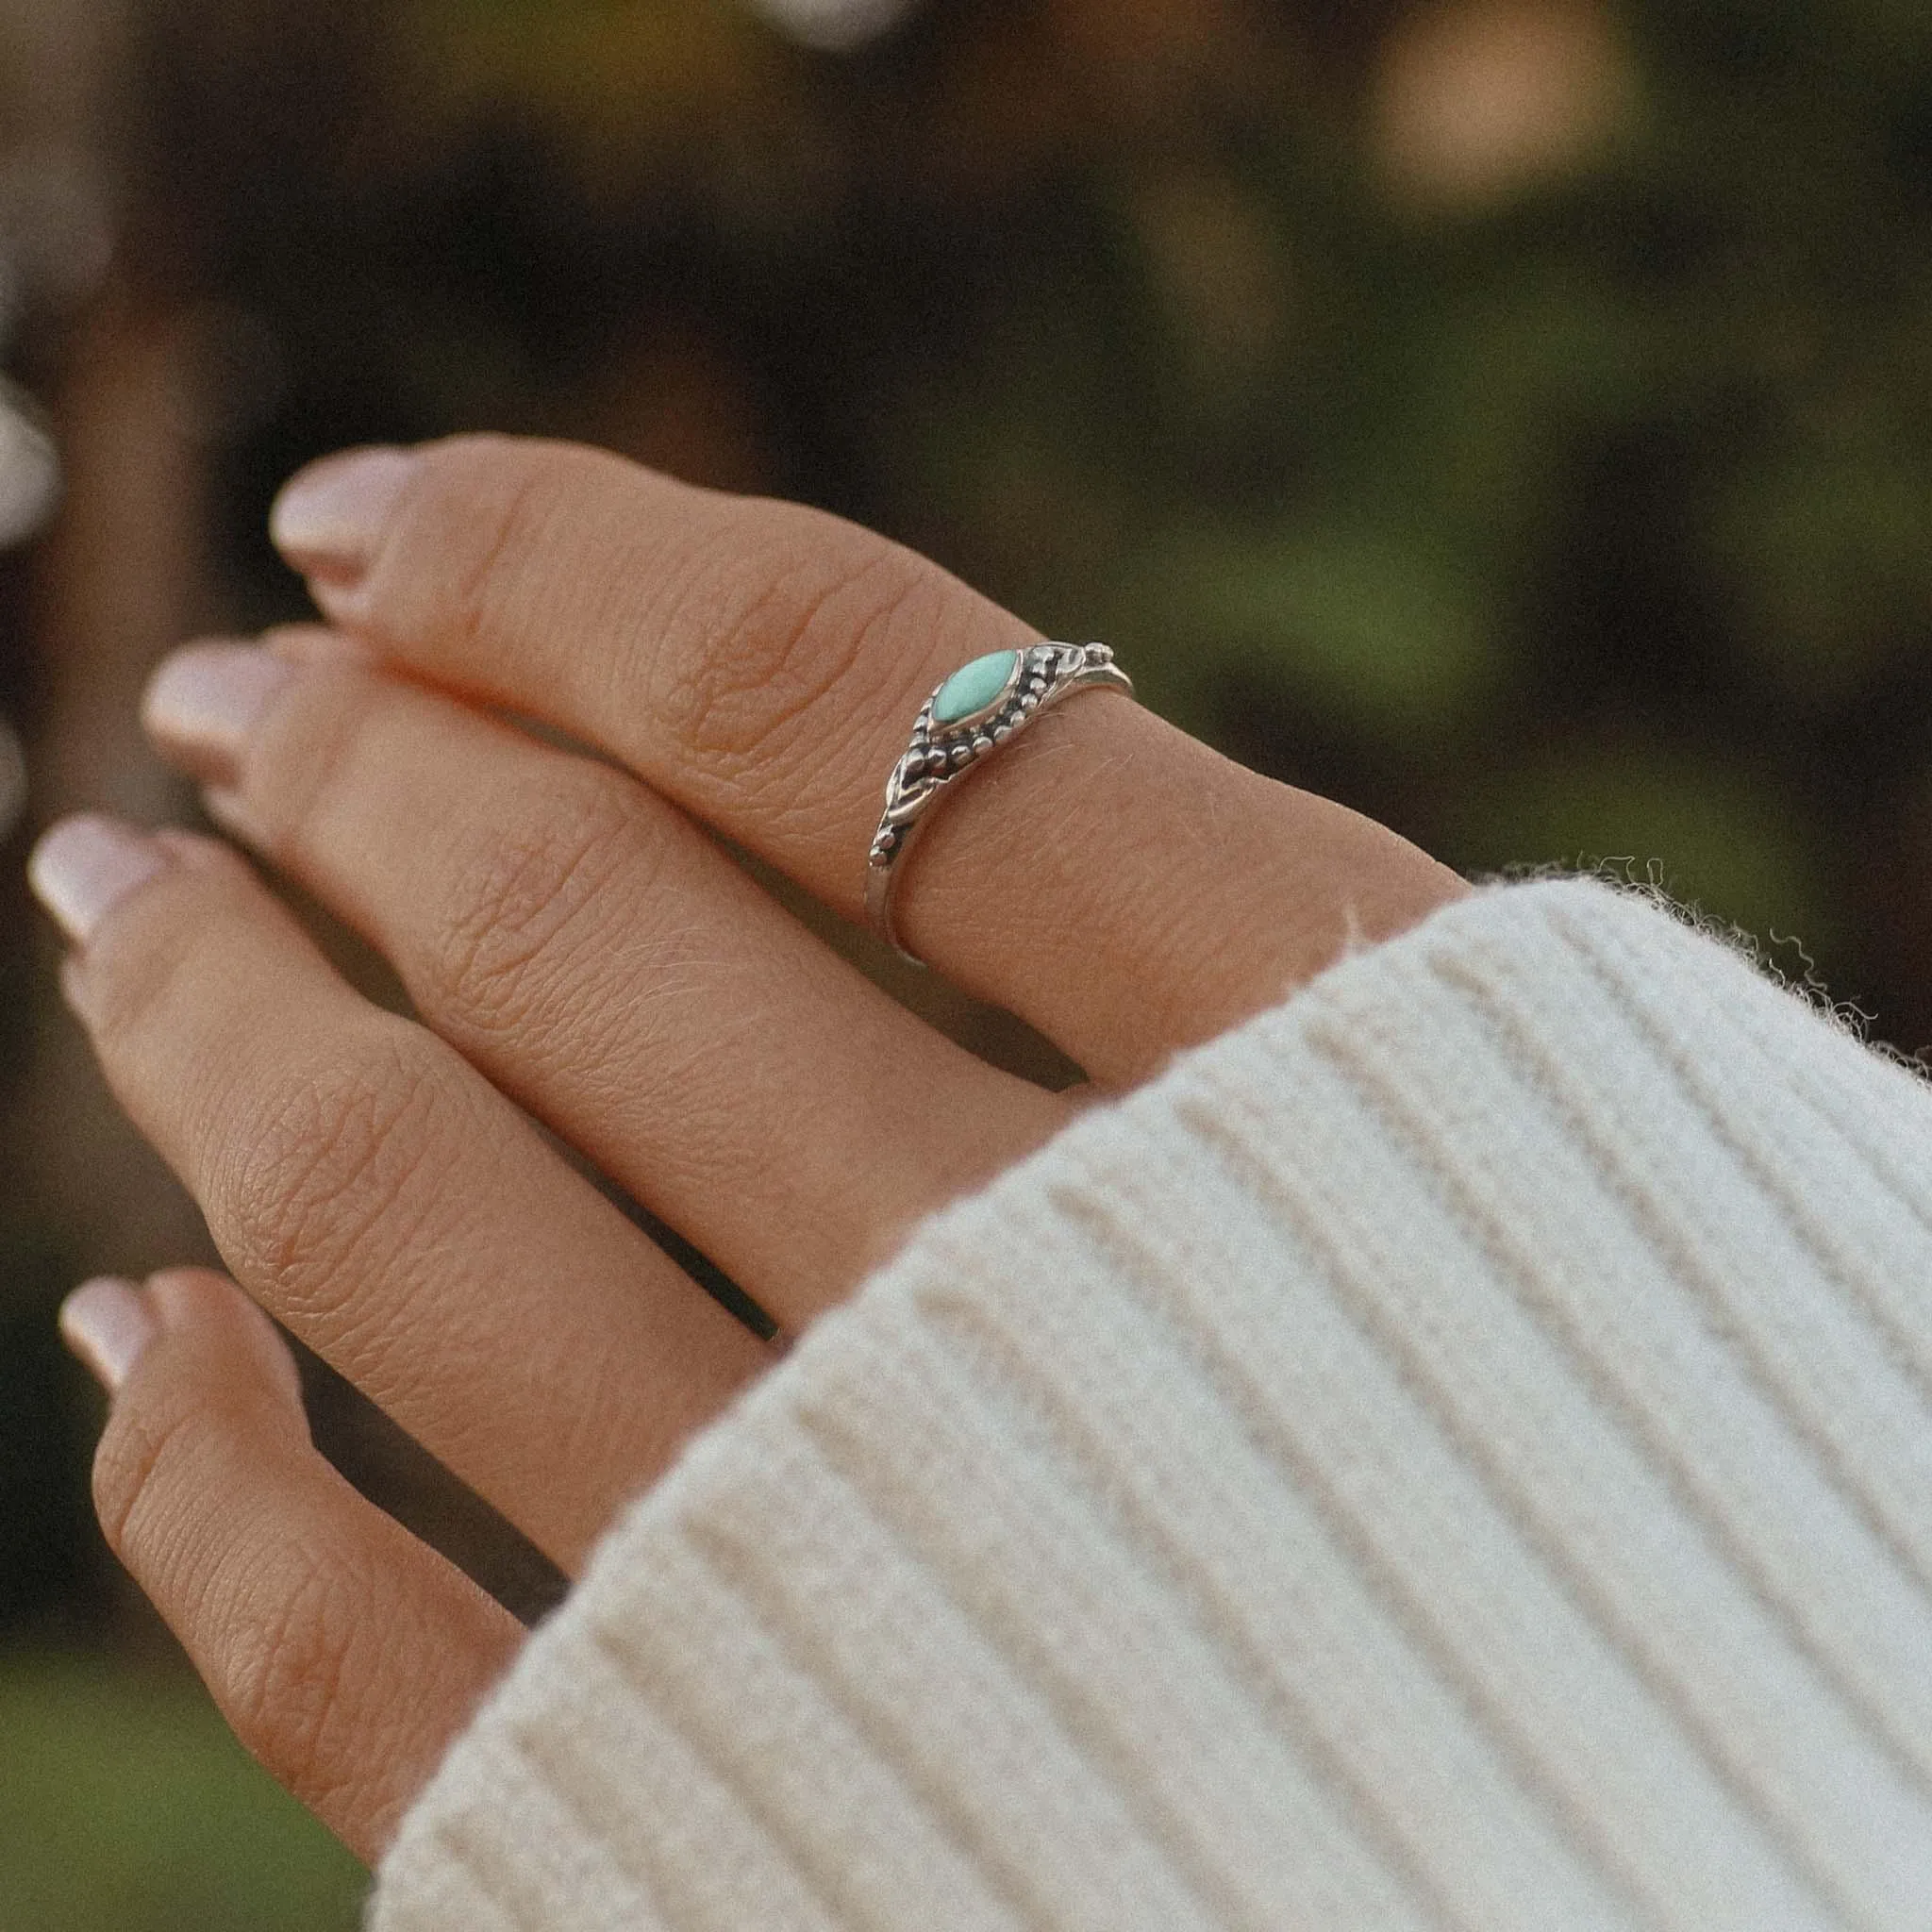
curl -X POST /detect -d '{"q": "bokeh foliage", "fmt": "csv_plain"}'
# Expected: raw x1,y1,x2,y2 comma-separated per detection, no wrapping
12,0,1932,1921
133,0,1932,1022
0,1655,366,1932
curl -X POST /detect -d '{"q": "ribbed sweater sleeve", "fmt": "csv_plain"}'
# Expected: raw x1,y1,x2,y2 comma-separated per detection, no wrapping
368,877,1932,1932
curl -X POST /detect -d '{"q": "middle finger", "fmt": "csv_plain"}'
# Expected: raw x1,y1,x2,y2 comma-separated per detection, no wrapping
143,633,1074,1325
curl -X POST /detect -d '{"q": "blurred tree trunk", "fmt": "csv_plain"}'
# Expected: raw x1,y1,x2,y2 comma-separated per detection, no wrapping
14,0,212,1278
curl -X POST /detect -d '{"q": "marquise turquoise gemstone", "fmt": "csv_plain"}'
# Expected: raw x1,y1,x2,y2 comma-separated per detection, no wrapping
932,649,1020,726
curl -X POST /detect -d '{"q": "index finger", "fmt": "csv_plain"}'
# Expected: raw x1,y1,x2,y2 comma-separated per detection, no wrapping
273,437,1466,1082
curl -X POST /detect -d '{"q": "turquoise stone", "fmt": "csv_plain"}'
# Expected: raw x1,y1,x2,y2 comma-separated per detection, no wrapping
932,650,1019,726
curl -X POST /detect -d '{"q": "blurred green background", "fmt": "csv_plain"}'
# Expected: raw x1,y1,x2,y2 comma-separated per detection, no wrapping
8,0,1932,1921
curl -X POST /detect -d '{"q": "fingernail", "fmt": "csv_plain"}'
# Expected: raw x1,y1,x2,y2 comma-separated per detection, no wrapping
142,642,297,788
27,814,170,947
270,445,417,586
59,1278,158,1394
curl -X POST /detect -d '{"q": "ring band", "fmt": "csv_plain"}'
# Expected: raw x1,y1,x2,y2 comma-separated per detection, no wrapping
865,641,1134,963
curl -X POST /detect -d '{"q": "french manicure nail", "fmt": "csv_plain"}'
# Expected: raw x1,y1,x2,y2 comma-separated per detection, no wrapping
27,815,170,947
142,643,296,788
269,445,417,586
59,1278,158,1394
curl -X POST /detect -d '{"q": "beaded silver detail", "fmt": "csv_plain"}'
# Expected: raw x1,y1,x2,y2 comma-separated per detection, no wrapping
864,641,1134,964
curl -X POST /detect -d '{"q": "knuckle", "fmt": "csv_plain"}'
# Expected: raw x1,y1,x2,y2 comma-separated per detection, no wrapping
239,664,380,860
94,1385,384,1815
403,435,627,654
78,857,242,1053
221,1550,374,1805
213,1036,448,1329
650,511,934,776
82,922,193,1057
425,767,651,1040
385,438,952,797
92,1388,205,1557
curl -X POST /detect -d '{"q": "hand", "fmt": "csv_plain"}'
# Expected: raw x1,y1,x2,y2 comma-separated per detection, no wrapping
32,436,1466,1862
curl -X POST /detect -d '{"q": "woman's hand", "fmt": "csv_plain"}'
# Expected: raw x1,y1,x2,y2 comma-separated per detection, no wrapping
31,435,1466,1862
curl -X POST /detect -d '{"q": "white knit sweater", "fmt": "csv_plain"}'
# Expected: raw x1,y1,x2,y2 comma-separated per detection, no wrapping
370,878,1932,1931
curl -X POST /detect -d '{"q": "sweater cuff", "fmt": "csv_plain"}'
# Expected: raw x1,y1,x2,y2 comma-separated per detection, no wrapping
370,878,1932,1932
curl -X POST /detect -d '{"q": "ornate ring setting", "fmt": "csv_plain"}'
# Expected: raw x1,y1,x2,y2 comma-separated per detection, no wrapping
865,641,1134,963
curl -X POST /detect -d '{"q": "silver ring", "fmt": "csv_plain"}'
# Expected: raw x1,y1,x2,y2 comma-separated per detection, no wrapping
865,641,1135,964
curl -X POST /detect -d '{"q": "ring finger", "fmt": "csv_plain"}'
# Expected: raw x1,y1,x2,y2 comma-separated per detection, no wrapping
142,631,1074,1324
30,817,768,1568
271,436,1468,1082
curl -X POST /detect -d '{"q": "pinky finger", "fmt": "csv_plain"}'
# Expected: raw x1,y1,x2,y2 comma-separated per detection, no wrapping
60,1269,525,1864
